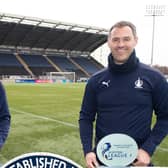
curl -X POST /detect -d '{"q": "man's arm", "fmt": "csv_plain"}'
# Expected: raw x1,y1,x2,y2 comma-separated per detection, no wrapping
141,76,168,156
0,82,11,148
79,80,97,155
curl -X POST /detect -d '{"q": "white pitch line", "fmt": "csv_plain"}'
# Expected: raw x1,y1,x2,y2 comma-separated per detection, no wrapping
158,146,168,152
10,107,78,128
10,107,168,151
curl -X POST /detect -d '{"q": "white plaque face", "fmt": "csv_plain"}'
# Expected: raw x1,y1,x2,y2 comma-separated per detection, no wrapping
96,134,138,167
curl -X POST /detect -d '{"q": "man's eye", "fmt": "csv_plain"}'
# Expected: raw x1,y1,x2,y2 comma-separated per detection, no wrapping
124,38,130,41
112,38,119,42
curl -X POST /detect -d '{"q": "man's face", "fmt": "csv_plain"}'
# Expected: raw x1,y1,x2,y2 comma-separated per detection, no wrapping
108,26,138,64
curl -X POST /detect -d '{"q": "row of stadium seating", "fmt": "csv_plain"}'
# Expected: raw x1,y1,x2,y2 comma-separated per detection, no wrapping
0,52,104,81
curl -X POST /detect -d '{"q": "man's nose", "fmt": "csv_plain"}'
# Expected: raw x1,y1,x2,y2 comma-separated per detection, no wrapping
118,40,125,47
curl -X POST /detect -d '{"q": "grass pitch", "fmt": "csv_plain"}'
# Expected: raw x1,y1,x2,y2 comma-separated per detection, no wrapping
0,83,168,167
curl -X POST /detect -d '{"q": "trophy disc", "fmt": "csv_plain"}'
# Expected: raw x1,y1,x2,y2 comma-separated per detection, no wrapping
96,134,138,167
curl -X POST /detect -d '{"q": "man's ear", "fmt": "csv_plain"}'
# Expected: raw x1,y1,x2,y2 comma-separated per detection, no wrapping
107,36,111,48
135,36,138,45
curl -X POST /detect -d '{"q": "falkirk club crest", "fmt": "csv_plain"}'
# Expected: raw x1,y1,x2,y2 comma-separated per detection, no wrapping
134,77,143,88
2,152,82,168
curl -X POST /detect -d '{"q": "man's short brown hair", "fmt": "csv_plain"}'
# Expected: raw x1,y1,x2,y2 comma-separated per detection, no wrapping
109,21,137,37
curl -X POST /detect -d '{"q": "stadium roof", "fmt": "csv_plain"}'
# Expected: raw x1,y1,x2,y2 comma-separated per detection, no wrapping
0,13,108,55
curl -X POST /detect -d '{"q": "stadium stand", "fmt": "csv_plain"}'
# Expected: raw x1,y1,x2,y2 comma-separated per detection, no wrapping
0,52,29,78
19,54,57,76
47,55,88,79
70,56,101,75
0,13,108,82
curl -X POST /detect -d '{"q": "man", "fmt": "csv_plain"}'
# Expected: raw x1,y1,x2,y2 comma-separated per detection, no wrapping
79,21,168,168
0,82,11,149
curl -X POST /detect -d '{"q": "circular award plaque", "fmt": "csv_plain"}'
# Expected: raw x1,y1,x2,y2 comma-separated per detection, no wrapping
96,133,138,167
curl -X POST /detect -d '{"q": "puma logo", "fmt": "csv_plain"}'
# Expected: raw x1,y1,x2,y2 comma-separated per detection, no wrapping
102,80,110,87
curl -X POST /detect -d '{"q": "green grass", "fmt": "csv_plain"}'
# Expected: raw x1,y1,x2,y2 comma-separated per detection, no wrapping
0,83,168,167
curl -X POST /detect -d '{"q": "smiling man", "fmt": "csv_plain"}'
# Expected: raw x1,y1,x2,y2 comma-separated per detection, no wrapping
107,22,138,64
79,21,168,168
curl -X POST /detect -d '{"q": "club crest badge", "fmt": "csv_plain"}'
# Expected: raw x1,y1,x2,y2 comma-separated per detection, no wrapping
2,152,82,168
134,77,143,88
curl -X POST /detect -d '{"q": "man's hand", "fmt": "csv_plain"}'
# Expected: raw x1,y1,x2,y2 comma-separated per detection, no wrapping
85,152,99,168
133,148,151,166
